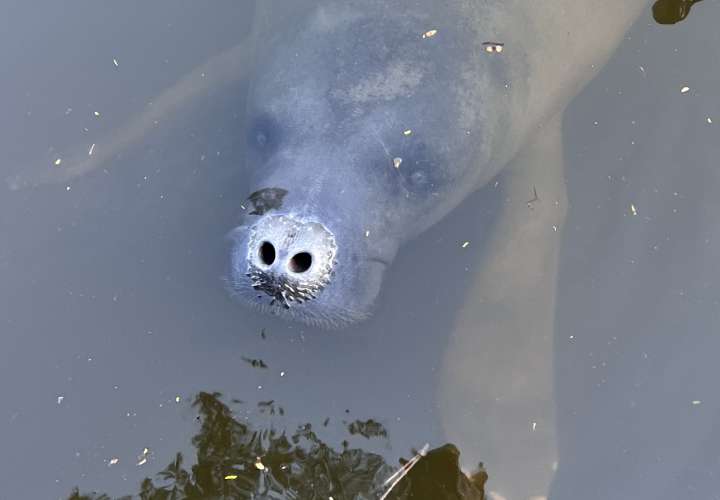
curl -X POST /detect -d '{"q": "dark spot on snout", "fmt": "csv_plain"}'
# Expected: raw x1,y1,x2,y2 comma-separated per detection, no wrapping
247,187,288,215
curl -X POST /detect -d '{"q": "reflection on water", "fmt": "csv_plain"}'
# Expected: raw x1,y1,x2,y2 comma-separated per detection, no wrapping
68,392,487,500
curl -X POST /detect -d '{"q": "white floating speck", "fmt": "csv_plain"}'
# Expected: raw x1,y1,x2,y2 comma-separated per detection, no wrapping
65,186,71,191
461,241,470,248
707,117,713,124
692,400,702,405
175,396,181,403
113,58,119,67
393,157,402,169
680,86,690,94
630,204,637,216
54,158,62,166
224,474,238,480
280,371,286,377
482,42,505,53
93,111,100,117
403,129,412,136
422,29,438,39
254,459,266,471
57,395,64,405
88,143,95,156
532,421,537,431
136,447,150,465
552,225,558,232
365,230,370,238
109,457,119,466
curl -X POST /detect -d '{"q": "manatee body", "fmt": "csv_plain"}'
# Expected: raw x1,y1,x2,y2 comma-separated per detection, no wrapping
227,2,649,499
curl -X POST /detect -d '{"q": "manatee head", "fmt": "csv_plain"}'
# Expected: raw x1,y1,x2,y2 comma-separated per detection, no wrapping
227,5,511,327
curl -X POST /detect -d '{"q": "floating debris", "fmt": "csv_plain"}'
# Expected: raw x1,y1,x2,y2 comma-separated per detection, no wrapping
403,129,412,136
692,400,702,405
254,458,266,471
532,421,537,431
630,204,638,216
365,230,370,238
108,457,119,466
88,143,95,156
224,474,238,480
393,157,402,169
461,241,470,248
175,396,181,403
57,395,64,405
54,158,62,166
680,86,690,94
93,111,101,117
380,443,429,500
137,447,150,466
482,41,505,53
113,58,119,67
422,29,438,39
707,117,713,124
242,357,268,369
254,400,284,417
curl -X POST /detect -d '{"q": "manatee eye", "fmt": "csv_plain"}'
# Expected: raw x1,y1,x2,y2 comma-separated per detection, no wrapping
255,130,268,148
248,114,280,152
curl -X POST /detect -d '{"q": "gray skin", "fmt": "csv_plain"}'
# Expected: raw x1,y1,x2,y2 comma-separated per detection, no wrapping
227,2,520,327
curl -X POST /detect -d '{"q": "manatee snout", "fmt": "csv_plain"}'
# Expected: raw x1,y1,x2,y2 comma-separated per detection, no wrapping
241,214,337,305
227,212,391,328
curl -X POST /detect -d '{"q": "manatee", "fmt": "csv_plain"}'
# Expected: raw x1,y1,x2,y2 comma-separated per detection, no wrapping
224,0,651,329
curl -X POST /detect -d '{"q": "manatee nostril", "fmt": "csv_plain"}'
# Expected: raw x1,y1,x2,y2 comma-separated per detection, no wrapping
289,252,312,273
258,241,276,266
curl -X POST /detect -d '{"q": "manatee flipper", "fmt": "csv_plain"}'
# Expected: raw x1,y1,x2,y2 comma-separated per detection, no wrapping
438,114,567,500
7,35,256,191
